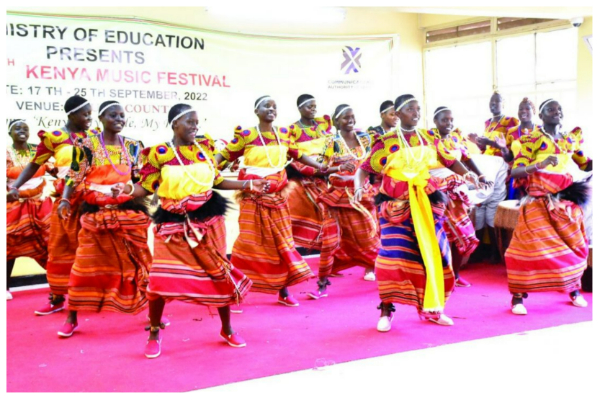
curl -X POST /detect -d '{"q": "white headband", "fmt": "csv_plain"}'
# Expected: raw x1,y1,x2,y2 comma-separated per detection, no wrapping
539,99,556,114
170,108,196,127
67,101,90,115
380,105,394,114
98,102,121,116
395,98,417,111
433,107,451,119
297,98,315,109
335,106,351,119
8,119,26,132
255,96,272,110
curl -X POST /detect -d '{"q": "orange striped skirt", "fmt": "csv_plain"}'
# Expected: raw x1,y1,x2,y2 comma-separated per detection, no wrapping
46,199,83,295
230,192,314,294
67,208,151,314
147,216,251,307
6,197,52,265
505,196,588,294
318,188,379,278
376,201,454,315
288,177,330,250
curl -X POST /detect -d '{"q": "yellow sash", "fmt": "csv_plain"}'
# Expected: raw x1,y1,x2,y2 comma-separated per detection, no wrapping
384,146,446,312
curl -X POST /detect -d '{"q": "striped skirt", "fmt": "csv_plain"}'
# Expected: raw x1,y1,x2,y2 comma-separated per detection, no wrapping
231,192,314,294
318,199,379,279
6,197,52,265
147,216,252,307
376,205,454,315
505,196,588,294
67,208,151,314
444,197,479,257
288,178,329,250
46,199,83,295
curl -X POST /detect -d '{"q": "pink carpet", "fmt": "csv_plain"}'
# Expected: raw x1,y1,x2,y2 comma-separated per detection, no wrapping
7,259,593,392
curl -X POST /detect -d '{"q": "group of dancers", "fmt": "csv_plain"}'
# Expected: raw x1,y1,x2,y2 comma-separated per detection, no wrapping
6,91,591,359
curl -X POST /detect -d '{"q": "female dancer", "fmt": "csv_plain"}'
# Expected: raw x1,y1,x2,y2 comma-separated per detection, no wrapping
128,104,258,358
308,104,379,299
356,95,456,332
6,120,52,300
286,94,336,252
505,98,541,199
368,100,399,136
55,101,150,338
429,107,491,287
506,98,591,315
215,96,324,307
7,96,99,314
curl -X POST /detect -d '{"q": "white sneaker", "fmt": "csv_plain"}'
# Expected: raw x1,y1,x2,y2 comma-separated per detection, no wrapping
570,295,588,308
364,271,376,281
511,303,527,315
376,314,394,332
7,291,13,301
428,314,454,326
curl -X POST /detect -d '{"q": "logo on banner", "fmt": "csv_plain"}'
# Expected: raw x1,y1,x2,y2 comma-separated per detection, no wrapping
341,46,361,74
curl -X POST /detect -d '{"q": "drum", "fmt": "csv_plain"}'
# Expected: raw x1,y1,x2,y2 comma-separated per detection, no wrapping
493,199,520,262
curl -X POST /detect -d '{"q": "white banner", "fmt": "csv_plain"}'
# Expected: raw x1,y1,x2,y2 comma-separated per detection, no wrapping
6,13,396,146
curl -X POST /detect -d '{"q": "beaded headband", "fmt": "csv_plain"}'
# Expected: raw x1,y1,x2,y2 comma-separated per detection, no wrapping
334,106,351,119
67,101,90,115
8,119,26,132
539,99,557,114
433,107,451,119
98,102,121,117
170,108,196,127
255,96,272,110
395,98,417,111
297,98,315,108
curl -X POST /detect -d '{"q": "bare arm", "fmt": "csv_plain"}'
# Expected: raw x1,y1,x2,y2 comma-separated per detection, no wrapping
7,162,42,199
353,168,369,202
511,157,557,179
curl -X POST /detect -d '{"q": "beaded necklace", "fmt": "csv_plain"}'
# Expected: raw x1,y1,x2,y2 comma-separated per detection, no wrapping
337,130,367,161
256,126,285,168
168,140,215,186
99,133,132,176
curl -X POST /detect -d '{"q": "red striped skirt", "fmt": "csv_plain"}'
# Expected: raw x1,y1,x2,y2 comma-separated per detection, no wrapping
288,178,330,250
230,192,314,294
46,199,83,295
505,196,588,294
318,188,379,278
443,197,479,257
147,216,251,307
376,200,454,315
6,197,52,265
67,208,151,314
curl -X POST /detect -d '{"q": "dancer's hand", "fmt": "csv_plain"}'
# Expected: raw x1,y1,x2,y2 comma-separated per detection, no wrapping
467,133,479,143
354,187,364,202
339,162,355,173
541,155,559,168
7,188,19,202
57,200,71,219
111,182,125,198
251,179,271,193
